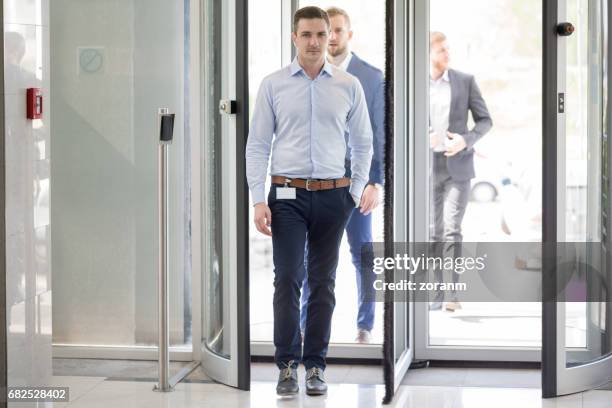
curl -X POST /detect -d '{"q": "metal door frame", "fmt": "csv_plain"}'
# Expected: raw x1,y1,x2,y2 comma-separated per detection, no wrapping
197,0,250,390
542,0,612,397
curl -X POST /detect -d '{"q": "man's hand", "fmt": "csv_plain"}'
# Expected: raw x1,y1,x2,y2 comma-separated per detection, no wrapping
444,131,467,157
359,184,380,215
253,203,272,237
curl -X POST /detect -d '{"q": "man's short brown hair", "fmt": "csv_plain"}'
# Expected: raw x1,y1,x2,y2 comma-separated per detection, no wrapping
430,31,447,48
326,6,351,29
293,6,330,33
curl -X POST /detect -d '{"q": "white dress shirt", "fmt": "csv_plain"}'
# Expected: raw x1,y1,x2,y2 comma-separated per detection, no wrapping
330,52,353,72
429,70,451,152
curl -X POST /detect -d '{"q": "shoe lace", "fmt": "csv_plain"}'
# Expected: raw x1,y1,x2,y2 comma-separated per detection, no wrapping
307,367,323,380
280,360,295,381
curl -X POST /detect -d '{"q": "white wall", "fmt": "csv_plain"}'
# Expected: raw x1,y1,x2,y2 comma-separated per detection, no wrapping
4,0,53,389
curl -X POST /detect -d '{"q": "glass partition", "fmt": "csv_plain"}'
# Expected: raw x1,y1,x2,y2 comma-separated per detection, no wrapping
200,0,251,388
202,0,227,358
563,0,609,366
50,0,191,349
427,0,543,349
543,0,612,397
247,0,283,345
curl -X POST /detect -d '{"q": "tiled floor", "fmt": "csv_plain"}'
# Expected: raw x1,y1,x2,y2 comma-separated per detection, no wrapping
46,376,611,407
50,361,612,407
53,359,540,388
403,366,541,388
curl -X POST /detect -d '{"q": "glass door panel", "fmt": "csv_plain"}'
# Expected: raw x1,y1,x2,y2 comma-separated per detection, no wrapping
301,0,387,347
248,0,387,356
247,0,284,347
543,0,612,397
416,0,542,362
50,0,190,350
384,0,412,401
563,0,604,364
200,0,250,389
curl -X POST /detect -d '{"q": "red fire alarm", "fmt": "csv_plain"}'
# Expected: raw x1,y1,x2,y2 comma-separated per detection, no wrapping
26,88,43,119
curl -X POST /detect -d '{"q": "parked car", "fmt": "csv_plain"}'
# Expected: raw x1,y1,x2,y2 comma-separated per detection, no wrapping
499,160,588,242
470,149,510,202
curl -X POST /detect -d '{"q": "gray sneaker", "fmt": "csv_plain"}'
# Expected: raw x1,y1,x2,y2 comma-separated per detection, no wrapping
305,367,327,396
276,360,298,396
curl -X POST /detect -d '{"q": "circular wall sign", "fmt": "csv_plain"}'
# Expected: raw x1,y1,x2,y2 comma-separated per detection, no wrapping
79,48,104,73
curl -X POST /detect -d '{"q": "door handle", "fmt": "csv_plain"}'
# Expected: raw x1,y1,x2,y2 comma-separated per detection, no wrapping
219,99,237,115
557,22,575,36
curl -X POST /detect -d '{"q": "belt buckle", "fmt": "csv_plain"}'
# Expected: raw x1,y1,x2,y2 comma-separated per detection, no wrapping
305,179,314,191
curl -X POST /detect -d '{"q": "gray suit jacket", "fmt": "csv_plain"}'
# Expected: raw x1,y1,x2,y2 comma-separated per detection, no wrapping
444,69,492,181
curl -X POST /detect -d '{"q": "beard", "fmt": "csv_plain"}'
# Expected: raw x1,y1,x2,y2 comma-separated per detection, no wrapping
328,44,348,57
432,60,449,72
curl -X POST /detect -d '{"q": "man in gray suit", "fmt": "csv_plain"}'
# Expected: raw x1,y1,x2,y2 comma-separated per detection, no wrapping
429,31,492,311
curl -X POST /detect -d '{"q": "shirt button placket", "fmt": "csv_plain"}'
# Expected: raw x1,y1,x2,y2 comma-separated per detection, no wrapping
310,80,315,179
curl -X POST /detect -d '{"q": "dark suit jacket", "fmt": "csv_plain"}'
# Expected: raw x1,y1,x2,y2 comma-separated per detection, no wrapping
444,69,492,181
345,53,385,185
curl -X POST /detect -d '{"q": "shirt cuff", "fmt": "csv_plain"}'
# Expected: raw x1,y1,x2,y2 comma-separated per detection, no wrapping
350,180,367,207
250,185,266,206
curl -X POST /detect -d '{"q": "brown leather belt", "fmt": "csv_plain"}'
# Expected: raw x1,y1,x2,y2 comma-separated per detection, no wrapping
271,176,350,191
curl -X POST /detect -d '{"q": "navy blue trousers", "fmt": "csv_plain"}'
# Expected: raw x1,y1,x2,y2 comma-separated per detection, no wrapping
269,183,354,370
300,208,376,332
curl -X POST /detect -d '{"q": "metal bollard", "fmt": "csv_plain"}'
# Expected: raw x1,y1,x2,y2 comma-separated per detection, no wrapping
154,108,175,393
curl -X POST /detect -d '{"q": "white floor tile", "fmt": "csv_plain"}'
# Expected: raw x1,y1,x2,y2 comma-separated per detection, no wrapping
582,390,612,408
391,386,462,407
345,365,384,384
454,387,581,408
48,375,105,403
462,368,540,388
402,367,469,387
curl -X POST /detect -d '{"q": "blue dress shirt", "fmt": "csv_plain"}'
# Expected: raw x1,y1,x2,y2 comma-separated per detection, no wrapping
246,57,373,205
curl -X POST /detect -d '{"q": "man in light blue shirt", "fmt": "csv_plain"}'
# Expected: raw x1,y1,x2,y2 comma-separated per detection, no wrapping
300,7,385,345
245,6,373,397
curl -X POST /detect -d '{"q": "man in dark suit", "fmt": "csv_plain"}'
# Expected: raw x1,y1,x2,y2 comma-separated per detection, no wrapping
300,6,384,343
429,31,492,311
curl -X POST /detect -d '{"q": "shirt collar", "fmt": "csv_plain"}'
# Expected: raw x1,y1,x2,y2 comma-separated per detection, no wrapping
322,59,334,76
290,56,334,77
330,51,352,72
430,69,450,83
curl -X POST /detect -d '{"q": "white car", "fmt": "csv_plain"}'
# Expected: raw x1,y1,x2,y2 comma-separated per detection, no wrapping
470,150,509,202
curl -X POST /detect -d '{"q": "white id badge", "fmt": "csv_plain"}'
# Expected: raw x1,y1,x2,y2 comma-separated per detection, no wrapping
276,187,296,199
